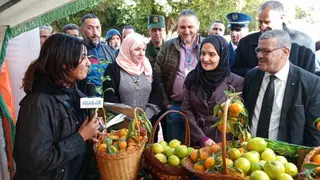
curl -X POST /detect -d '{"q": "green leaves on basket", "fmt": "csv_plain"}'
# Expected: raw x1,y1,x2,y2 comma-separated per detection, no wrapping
303,163,320,170
301,163,320,180
265,139,313,158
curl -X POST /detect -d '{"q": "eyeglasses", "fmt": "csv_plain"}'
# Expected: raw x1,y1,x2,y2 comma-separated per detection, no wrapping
255,46,284,56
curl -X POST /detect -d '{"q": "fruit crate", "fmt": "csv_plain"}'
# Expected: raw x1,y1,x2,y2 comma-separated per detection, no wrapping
144,110,193,180
183,97,313,180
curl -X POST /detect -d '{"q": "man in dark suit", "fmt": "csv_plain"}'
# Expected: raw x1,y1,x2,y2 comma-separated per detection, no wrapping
231,1,316,77
226,12,253,68
243,29,320,147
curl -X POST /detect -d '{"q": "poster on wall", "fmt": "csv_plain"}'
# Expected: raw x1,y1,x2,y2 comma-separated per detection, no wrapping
6,28,40,118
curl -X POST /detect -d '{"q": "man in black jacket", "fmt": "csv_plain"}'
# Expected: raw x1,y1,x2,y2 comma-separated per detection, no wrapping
231,1,316,77
243,30,320,147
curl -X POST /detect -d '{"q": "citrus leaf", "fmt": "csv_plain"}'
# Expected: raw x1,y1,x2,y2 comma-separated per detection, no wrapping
213,104,221,117
303,163,320,170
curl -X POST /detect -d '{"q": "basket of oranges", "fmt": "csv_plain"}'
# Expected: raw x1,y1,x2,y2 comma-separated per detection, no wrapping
298,118,320,179
93,107,152,180
144,110,193,180
183,97,244,180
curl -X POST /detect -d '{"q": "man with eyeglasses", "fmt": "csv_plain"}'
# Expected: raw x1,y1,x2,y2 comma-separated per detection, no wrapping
243,29,320,146
226,12,253,67
231,1,316,77
208,20,225,36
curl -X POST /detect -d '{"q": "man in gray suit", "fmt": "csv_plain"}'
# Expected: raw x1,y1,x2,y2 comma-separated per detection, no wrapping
243,30,320,147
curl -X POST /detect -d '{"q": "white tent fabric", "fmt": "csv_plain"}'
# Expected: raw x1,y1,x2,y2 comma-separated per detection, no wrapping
0,0,75,27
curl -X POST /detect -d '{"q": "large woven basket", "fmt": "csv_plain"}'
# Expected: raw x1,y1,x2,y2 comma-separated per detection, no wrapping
93,108,148,180
144,110,193,180
183,98,244,180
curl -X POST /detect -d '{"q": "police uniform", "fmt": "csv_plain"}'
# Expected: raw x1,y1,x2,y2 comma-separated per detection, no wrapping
226,12,252,67
146,15,165,68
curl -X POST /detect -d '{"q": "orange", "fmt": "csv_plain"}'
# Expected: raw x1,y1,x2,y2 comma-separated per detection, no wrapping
139,135,144,142
239,132,252,143
313,154,320,164
316,167,320,173
98,143,107,152
109,134,120,140
190,150,199,162
128,141,137,147
317,122,320,131
119,140,127,149
210,144,221,154
119,128,128,137
228,103,244,118
226,158,234,167
204,156,215,169
193,162,205,172
200,152,209,161
107,145,118,154
218,122,230,133
238,147,245,156
218,110,223,118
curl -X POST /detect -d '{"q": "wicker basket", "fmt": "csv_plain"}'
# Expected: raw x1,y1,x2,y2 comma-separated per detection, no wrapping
93,108,148,180
183,98,244,180
144,110,193,180
297,146,320,180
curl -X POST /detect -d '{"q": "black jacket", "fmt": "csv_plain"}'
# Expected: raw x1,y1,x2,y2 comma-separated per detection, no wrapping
103,62,164,115
13,76,89,180
231,24,315,77
243,64,320,146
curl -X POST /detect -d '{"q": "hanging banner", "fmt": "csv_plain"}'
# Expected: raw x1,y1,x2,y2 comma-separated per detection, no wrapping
6,28,40,118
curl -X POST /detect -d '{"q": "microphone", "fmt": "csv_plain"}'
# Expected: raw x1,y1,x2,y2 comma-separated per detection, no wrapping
80,83,103,120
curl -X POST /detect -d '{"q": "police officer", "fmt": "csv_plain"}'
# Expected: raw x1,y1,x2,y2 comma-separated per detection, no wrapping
226,12,252,67
146,15,166,67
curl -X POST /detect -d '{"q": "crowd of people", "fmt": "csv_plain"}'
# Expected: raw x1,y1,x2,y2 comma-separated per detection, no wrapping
13,0,320,179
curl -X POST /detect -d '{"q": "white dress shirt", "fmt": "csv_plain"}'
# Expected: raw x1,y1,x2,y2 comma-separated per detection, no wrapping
251,61,290,140
231,41,237,51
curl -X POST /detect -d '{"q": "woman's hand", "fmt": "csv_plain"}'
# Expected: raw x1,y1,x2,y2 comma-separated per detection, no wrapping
204,138,216,146
78,114,100,141
90,129,107,143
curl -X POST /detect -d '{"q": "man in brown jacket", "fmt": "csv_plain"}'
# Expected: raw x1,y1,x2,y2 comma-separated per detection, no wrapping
154,10,203,142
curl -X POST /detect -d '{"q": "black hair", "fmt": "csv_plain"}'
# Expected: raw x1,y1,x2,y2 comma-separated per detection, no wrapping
121,25,136,35
63,23,80,33
22,33,87,93
81,14,98,25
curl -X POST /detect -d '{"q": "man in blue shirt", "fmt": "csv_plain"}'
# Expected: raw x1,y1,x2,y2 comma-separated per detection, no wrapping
80,14,115,94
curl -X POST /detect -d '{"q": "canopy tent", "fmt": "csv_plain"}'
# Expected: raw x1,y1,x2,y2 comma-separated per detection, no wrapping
0,0,102,179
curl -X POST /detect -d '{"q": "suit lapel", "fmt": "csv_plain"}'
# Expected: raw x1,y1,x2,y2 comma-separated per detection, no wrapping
248,70,265,126
278,64,298,140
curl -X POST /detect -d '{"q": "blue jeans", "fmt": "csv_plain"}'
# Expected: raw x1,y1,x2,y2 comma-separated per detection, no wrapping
165,104,185,142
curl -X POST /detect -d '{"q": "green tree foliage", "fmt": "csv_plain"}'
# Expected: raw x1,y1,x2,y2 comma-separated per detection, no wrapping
295,6,311,20
52,0,263,37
